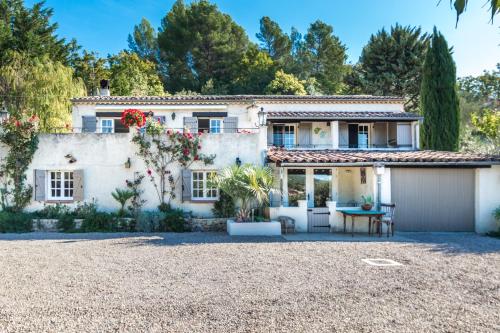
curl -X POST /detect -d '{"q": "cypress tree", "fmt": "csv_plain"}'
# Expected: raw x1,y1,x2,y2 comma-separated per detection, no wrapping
420,27,460,151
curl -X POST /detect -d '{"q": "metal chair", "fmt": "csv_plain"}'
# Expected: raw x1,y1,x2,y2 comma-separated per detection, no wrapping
277,216,295,234
376,203,396,237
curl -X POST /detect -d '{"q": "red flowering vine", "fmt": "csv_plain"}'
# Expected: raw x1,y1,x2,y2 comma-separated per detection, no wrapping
121,109,146,128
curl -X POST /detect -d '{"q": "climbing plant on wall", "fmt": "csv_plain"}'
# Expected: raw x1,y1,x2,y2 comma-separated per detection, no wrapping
0,115,39,212
128,115,215,211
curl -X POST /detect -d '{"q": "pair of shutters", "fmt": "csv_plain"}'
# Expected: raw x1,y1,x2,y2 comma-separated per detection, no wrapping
81,116,130,133
34,170,84,202
183,117,238,133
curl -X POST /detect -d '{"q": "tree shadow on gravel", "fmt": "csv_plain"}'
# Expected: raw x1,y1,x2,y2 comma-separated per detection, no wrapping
402,232,500,255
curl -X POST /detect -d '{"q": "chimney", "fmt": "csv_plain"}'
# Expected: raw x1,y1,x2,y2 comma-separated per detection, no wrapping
99,79,110,96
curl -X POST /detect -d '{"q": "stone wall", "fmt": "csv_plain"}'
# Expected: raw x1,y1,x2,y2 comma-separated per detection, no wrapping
187,217,227,232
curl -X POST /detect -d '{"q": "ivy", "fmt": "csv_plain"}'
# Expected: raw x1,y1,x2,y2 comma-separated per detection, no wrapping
0,115,39,212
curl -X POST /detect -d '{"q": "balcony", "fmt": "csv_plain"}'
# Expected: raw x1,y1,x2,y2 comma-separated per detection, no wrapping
267,120,418,151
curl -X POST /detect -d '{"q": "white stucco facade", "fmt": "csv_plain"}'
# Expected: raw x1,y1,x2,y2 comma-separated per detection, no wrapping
475,165,500,233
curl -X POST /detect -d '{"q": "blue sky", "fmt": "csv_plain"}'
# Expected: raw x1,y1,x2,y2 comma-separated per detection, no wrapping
26,0,499,76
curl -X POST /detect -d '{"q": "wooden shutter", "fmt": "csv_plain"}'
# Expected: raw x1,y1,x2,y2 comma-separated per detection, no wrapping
156,116,166,124
267,126,273,146
82,116,97,133
298,123,312,147
223,117,238,133
181,169,192,202
34,169,46,201
339,122,348,147
73,170,84,201
183,117,198,133
114,119,129,133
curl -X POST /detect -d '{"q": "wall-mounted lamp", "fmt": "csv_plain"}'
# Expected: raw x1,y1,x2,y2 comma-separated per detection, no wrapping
171,112,176,121
235,157,242,167
256,107,267,127
124,157,131,169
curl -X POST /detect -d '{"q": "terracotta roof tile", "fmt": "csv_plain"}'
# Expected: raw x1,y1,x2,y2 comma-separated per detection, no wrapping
267,147,500,165
267,111,422,120
71,95,404,105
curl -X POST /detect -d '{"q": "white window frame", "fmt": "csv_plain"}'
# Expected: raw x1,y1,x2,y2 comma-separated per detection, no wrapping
100,118,114,133
272,124,297,148
47,171,74,201
191,171,218,200
209,118,222,133
357,124,370,148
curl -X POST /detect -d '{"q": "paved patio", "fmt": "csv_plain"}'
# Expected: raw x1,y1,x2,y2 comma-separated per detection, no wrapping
0,232,498,332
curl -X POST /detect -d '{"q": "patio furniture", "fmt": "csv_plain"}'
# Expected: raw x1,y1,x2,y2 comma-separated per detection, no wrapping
374,203,396,237
338,209,386,237
277,216,295,234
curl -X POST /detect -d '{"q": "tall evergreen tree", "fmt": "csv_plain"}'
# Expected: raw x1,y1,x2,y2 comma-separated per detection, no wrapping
72,51,110,96
301,21,347,94
358,24,428,111
420,28,460,151
256,16,291,62
158,0,250,93
128,18,158,62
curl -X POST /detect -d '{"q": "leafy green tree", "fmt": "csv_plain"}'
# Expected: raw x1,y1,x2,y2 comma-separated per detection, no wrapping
301,20,347,94
128,18,158,62
72,51,110,95
0,0,76,65
256,16,291,62
358,24,429,111
108,52,165,96
158,0,250,93
458,64,500,103
471,108,500,140
232,45,275,94
265,70,306,95
0,52,85,132
420,28,460,151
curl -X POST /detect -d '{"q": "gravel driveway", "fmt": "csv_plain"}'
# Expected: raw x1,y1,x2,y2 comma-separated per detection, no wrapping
0,232,499,332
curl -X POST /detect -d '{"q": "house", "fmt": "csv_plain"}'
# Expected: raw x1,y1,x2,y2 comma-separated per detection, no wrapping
8,90,500,233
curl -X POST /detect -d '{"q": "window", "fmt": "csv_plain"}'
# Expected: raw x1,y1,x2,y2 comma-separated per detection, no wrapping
48,171,74,200
313,169,332,207
348,124,370,148
198,118,223,133
100,119,114,133
210,119,221,133
358,125,369,148
287,169,306,207
192,171,218,200
273,125,296,148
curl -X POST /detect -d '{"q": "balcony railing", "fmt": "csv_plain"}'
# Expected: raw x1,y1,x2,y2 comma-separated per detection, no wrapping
267,143,414,150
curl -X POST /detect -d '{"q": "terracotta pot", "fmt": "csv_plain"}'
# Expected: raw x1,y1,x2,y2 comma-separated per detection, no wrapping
361,203,373,211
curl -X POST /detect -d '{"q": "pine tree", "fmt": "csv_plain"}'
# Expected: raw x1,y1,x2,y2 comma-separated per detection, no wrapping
358,24,429,111
420,27,460,151
128,18,158,62
256,16,291,62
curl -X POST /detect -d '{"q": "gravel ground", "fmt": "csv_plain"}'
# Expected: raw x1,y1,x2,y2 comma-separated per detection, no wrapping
0,232,499,333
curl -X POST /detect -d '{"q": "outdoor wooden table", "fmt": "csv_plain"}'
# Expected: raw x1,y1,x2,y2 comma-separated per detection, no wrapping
338,209,386,237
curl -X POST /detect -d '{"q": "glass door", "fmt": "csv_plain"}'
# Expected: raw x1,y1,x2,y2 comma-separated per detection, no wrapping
358,125,369,148
313,169,332,207
287,169,306,207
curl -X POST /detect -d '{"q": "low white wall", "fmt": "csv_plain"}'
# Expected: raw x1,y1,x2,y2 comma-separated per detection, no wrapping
475,165,500,233
269,200,308,232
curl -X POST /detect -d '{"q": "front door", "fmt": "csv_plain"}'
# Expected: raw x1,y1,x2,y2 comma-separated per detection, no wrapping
307,169,333,232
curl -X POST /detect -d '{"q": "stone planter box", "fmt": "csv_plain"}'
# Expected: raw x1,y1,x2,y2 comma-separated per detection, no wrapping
32,218,83,232
187,218,227,232
226,219,281,236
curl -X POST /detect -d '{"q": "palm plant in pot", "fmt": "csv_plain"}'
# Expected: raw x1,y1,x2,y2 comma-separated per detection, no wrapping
361,195,373,211
210,164,278,222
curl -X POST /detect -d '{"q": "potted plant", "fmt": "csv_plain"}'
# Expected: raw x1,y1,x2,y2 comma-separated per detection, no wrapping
361,195,373,211
210,164,281,236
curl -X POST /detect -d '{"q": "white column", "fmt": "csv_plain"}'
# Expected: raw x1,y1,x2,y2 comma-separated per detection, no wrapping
414,122,420,150
258,125,269,164
331,121,339,149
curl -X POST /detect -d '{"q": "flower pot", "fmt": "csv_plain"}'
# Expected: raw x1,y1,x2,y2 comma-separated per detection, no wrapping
361,203,373,211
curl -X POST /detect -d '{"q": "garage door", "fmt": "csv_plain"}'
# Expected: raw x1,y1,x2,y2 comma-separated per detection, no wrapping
391,168,475,231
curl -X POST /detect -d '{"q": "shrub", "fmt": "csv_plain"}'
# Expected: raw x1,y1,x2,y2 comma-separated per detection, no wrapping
80,212,117,232
73,200,98,219
57,214,76,232
34,203,72,219
159,208,186,232
0,211,32,233
212,190,235,218
136,211,163,232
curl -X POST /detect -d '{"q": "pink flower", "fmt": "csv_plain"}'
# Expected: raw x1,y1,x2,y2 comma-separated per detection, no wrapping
147,169,152,176
194,155,199,161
